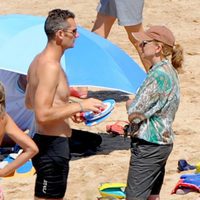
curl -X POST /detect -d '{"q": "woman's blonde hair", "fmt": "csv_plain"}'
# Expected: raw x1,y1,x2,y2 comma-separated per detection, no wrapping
161,43,184,73
0,82,6,115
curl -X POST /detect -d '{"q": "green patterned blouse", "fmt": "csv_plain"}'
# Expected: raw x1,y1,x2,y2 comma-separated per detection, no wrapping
127,60,180,145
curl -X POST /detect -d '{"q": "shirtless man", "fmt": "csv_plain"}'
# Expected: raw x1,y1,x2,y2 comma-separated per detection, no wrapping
25,9,103,200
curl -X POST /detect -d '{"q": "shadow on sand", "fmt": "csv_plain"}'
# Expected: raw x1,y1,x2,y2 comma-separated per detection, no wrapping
71,132,131,160
88,90,131,103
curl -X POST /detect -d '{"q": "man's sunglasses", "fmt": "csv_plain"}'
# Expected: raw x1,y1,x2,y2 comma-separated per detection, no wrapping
63,28,77,36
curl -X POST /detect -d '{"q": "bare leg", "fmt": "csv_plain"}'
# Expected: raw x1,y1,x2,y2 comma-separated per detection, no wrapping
91,13,116,38
124,24,151,72
148,195,160,200
92,14,150,71
124,23,144,45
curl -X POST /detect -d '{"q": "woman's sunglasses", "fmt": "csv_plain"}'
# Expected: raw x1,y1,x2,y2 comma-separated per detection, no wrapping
139,40,154,48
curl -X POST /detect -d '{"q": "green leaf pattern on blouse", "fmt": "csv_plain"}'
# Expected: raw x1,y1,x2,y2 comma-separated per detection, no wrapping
128,60,180,144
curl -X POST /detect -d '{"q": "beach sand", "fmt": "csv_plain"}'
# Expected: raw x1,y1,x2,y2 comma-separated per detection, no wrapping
0,0,200,199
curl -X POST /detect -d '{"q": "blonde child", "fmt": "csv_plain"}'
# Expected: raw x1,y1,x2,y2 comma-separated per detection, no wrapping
0,82,38,177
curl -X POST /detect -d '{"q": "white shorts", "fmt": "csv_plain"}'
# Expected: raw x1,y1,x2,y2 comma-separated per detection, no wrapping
97,0,144,26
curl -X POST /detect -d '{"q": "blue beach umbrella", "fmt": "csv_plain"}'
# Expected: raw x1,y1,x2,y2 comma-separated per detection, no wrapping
0,14,146,94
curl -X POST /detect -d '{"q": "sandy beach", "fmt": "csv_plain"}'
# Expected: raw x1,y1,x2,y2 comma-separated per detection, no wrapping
0,0,200,199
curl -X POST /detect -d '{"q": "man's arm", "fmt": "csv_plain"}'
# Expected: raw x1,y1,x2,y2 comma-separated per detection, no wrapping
33,63,103,124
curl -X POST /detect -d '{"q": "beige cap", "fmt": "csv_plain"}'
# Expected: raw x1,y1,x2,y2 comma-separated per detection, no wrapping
133,25,175,47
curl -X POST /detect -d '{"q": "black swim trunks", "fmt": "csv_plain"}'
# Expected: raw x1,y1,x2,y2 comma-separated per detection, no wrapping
32,134,70,199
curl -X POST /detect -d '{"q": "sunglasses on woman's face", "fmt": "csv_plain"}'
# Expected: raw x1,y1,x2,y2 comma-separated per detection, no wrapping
139,40,154,48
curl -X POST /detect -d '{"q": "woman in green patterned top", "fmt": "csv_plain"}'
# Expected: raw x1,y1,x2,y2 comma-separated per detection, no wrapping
125,26,184,200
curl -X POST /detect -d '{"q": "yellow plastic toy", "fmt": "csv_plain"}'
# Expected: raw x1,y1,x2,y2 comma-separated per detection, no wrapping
98,182,126,199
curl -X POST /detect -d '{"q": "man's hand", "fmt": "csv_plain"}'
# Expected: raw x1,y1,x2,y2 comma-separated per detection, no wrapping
79,98,104,113
71,98,104,123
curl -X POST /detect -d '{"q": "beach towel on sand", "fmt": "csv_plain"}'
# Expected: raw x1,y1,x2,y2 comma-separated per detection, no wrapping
172,174,200,194
69,129,102,156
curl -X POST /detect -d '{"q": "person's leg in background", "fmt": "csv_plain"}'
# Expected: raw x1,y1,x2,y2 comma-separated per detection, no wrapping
120,0,150,71
92,0,150,71
91,13,116,38
124,24,151,71
91,0,116,37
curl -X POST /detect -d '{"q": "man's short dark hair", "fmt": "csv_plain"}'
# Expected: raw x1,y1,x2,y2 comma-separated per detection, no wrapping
44,9,75,40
